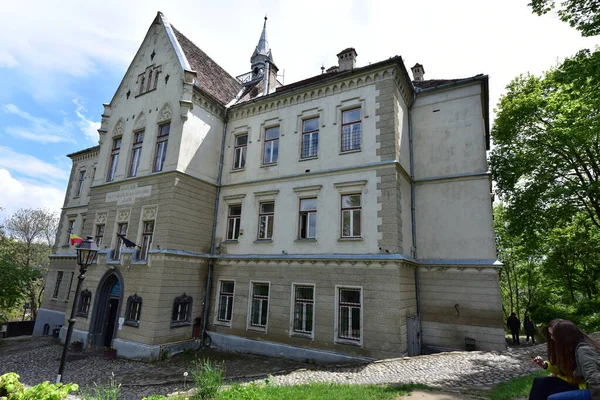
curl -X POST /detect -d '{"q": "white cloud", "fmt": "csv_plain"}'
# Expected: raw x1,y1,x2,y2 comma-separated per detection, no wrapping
0,169,64,222
0,146,69,181
73,98,101,143
1,104,74,144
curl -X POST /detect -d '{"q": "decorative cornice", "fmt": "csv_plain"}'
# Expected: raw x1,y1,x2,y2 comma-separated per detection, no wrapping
192,88,226,118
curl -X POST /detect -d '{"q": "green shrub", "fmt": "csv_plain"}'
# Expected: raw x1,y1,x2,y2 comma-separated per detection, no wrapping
80,374,120,400
190,360,224,400
0,373,78,400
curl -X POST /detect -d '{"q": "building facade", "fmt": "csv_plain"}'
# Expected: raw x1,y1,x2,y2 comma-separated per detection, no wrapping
34,12,504,362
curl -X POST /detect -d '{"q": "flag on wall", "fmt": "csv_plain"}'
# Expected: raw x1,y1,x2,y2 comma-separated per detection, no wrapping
117,234,138,248
70,233,84,246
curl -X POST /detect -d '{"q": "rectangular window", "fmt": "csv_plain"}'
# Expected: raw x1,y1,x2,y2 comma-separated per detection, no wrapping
153,123,170,172
341,194,362,237
263,126,279,165
338,287,362,342
128,130,144,177
298,198,317,239
293,285,314,335
139,221,154,261
66,220,75,245
250,283,269,328
172,301,191,323
341,108,362,152
233,134,247,170
52,271,64,299
107,138,121,182
301,118,319,158
227,205,242,241
75,170,86,196
217,281,235,323
65,272,74,300
258,202,274,240
113,223,128,260
95,224,105,247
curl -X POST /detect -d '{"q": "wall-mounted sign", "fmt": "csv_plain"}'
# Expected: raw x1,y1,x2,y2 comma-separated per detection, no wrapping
106,183,152,205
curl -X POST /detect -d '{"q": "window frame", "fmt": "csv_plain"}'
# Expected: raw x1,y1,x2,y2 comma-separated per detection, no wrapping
341,194,362,238
128,130,145,178
77,289,92,318
301,117,319,159
262,126,280,166
113,222,128,260
94,224,105,247
334,285,363,346
124,294,142,327
257,202,275,240
65,271,75,302
66,220,75,245
340,107,362,153
52,271,64,299
298,198,317,239
75,170,86,197
233,133,248,170
247,281,270,332
226,204,242,241
214,280,235,327
171,293,193,327
153,123,170,173
290,283,316,339
107,137,122,182
138,221,154,261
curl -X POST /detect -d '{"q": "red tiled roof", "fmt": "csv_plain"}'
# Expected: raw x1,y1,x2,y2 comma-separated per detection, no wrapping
172,27,241,105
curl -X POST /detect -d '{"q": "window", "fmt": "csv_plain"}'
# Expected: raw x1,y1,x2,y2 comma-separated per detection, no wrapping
338,287,362,342
153,123,170,172
139,76,146,94
138,221,154,260
298,198,317,239
147,70,153,92
341,194,361,237
263,126,279,165
52,271,64,299
171,294,192,326
75,170,85,196
258,202,274,240
233,134,247,170
341,108,361,152
125,294,142,327
301,118,319,158
113,223,128,260
128,131,144,177
293,285,314,335
217,281,235,323
77,289,92,317
65,272,74,301
250,283,269,328
227,205,242,241
153,70,160,89
66,220,75,245
107,138,121,182
95,224,105,247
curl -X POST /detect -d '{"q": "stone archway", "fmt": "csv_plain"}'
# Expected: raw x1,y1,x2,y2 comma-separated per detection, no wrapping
89,269,124,348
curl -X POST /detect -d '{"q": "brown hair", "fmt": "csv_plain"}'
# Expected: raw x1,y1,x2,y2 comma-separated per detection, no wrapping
547,319,600,383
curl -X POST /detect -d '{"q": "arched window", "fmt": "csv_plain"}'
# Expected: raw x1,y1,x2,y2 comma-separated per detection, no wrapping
124,294,142,327
139,76,145,94
171,293,192,327
77,289,92,318
153,70,160,89
147,70,153,92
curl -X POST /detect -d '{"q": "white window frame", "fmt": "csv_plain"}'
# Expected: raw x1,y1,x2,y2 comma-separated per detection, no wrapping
75,170,86,197
257,201,275,240
94,224,105,247
107,137,121,182
113,222,128,260
298,198,317,239
341,194,362,238
213,279,236,327
138,221,154,261
300,117,319,159
64,271,75,302
66,220,75,245
52,271,64,299
128,130,144,178
334,285,363,346
233,133,248,170
289,283,316,339
247,281,270,332
153,123,170,173
262,126,280,165
226,204,242,241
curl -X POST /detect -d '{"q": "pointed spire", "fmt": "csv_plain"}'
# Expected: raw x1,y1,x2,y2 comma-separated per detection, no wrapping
252,15,273,63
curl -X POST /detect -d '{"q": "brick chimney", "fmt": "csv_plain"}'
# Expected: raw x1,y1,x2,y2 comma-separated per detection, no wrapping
411,63,425,81
337,48,357,72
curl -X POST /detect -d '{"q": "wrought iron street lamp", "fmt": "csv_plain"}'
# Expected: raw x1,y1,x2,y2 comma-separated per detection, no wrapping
56,236,98,383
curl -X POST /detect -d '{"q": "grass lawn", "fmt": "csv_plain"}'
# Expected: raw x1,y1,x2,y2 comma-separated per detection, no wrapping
488,371,547,400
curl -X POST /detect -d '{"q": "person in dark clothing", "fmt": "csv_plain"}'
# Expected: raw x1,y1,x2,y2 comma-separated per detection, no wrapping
507,312,521,344
525,317,536,344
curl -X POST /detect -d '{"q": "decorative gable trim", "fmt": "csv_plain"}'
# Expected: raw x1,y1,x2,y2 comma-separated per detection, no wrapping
158,12,192,72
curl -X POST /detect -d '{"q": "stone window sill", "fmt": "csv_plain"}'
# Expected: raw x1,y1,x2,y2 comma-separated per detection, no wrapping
230,168,246,173
291,332,314,340
171,321,191,328
135,87,157,98
213,320,232,328
124,320,139,328
338,237,363,242
294,239,317,243
340,149,362,155
335,338,362,347
299,156,318,162
261,163,278,169
253,239,273,244
247,325,267,333
223,240,239,244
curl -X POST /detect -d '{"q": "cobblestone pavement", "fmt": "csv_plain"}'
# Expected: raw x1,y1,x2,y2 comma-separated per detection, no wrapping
2,335,598,399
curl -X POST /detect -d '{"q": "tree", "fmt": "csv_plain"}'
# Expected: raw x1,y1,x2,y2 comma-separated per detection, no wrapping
4,208,58,319
529,0,600,37
491,49,600,236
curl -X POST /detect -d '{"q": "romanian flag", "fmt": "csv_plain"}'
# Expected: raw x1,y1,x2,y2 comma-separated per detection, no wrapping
70,233,84,246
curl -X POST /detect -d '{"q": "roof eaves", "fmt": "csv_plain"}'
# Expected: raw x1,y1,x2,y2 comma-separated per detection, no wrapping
67,145,100,158
158,12,193,72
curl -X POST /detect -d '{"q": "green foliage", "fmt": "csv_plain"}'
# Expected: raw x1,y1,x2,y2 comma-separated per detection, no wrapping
80,374,120,400
0,373,78,400
190,360,224,400
488,371,547,400
529,0,600,37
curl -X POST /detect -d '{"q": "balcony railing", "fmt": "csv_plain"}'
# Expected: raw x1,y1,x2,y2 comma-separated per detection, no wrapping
236,71,263,85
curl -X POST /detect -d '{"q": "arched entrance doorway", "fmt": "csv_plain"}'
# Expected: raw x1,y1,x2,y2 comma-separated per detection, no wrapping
89,270,123,348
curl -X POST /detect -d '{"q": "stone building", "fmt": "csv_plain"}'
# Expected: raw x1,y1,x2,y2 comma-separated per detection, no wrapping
34,12,504,361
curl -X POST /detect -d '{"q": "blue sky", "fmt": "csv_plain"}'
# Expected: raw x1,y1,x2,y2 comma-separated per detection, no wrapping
1,0,599,221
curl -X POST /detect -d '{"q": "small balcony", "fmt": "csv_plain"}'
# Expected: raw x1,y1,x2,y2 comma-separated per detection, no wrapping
236,70,263,86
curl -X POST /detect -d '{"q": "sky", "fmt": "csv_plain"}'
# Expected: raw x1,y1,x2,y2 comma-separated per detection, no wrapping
0,0,599,221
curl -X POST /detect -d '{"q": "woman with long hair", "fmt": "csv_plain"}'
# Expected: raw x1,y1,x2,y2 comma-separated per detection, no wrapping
529,319,600,400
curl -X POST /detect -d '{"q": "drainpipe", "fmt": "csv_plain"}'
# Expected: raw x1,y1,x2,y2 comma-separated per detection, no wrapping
408,96,420,318
201,107,229,343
